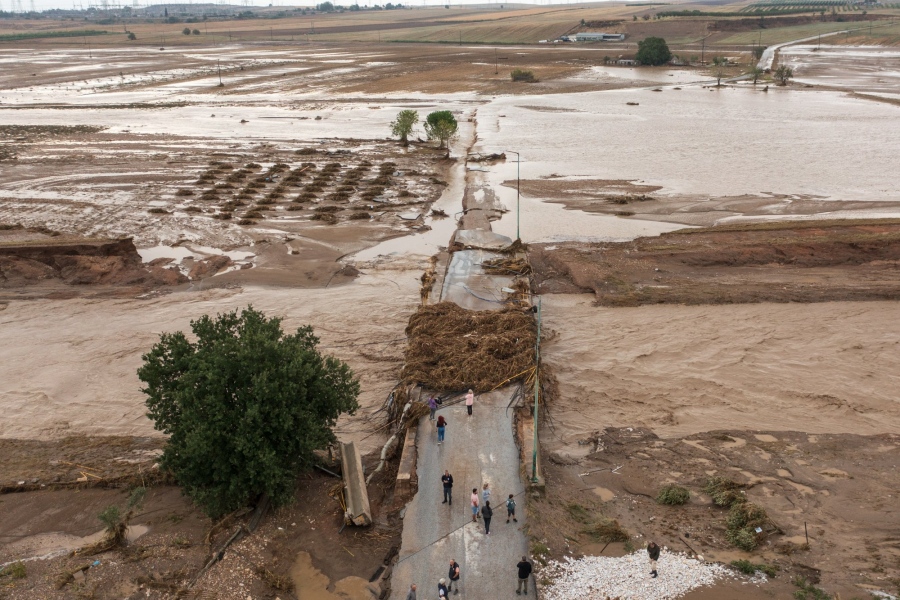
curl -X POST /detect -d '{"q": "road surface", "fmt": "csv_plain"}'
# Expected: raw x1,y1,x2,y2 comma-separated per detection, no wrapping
390,389,529,600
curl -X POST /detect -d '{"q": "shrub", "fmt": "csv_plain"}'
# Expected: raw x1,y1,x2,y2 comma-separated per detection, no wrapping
311,212,338,224
175,189,194,197
704,476,745,508
148,208,169,214
731,559,777,578
348,211,370,220
126,32,136,41
792,577,832,599
184,206,202,213
314,205,342,213
725,502,768,551
0,562,26,580
656,484,690,505
584,518,629,543
510,68,537,83
182,27,191,35
192,28,201,35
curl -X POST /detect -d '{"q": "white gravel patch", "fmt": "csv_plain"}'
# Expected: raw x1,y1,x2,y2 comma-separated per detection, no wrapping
538,550,733,600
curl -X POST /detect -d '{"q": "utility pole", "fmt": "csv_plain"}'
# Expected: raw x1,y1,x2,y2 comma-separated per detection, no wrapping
701,36,705,65
506,150,521,240
217,59,222,85
532,296,541,484
494,47,498,74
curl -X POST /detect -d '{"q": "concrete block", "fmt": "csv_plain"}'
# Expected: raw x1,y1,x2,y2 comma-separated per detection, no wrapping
340,441,372,526
395,425,418,506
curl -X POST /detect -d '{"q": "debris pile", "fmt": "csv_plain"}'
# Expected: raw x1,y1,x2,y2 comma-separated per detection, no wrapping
401,302,536,392
538,551,733,600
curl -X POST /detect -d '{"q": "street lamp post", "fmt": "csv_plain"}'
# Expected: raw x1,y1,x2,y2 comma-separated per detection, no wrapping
532,297,541,483
505,150,520,241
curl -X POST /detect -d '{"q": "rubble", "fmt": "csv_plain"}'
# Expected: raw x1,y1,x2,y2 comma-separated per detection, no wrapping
538,551,734,600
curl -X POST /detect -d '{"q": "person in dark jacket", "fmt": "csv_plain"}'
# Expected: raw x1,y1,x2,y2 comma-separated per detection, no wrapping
447,560,461,595
647,541,660,578
516,556,533,595
438,578,448,598
441,470,453,505
482,500,493,535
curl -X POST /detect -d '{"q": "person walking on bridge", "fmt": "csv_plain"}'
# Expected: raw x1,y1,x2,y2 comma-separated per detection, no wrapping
465,389,474,417
405,583,417,600
516,556,532,595
438,578,448,598
427,396,439,421
436,415,447,445
506,494,518,523
447,559,461,595
441,470,453,505
470,488,480,522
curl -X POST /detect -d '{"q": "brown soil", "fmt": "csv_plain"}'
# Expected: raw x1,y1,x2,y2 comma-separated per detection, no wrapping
527,427,900,599
503,178,900,226
0,456,401,600
0,236,186,299
530,219,900,306
1,135,449,290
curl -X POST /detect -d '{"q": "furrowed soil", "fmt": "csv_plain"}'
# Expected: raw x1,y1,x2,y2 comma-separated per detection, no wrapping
530,219,900,306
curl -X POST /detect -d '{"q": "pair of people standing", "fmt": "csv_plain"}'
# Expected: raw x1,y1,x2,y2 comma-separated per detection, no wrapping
438,559,461,597
471,486,493,534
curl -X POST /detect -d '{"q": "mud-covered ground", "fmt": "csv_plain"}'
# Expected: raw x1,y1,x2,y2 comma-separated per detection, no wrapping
530,219,900,306
0,468,400,600
527,427,900,599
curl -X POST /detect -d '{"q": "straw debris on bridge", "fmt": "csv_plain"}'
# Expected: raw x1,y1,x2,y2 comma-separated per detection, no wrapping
400,301,537,393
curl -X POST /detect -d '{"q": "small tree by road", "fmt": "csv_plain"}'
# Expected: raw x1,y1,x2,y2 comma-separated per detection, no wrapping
748,66,764,85
635,36,672,66
774,65,794,85
138,307,360,518
390,109,419,146
424,110,458,150
182,27,191,35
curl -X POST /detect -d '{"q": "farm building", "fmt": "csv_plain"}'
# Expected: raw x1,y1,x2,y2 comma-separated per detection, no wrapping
573,32,625,42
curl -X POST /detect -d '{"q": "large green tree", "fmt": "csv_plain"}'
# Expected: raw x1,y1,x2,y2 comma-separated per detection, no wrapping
138,307,359,518
424,110,459,150
635,36,672,66
390,109,419,146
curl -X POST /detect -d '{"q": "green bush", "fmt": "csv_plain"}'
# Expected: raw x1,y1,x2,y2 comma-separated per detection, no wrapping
510,68,537,83
792,577,833,599
731,559,776,577
704,476,745,508
656,484,690,505
725,502,768,551
0,562,26,580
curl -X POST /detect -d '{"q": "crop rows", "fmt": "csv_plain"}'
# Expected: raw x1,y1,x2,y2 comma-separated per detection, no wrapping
168,149,436,226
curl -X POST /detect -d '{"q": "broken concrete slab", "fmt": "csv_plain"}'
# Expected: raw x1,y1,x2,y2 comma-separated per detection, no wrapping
440,249,517,311
452,229,513,251
340,441,372,526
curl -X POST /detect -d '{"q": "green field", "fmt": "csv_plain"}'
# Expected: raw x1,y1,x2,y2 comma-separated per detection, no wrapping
716,20,888,44
0,29,108,42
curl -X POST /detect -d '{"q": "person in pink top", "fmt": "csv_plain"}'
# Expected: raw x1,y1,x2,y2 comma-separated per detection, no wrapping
465,389,474,417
